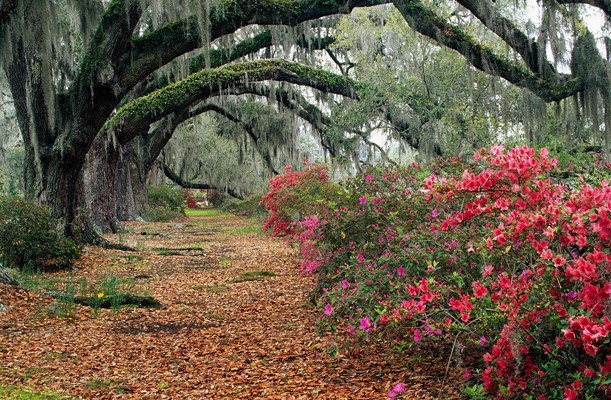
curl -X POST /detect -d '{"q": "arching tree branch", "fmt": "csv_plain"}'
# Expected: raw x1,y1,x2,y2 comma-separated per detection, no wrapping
120,0,390,92
556,0,611,17
108,59,361,145
392,0,583,102
160,161,243,200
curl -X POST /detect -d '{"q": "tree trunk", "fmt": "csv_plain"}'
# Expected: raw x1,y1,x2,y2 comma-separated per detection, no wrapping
80,135,122,233
115,141,147,222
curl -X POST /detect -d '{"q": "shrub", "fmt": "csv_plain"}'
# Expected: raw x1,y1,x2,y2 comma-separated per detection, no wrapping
263,146,611,399
221,196,267,218
0,197,81,270
208,189,226,207
260,164,343,237
143,206,183,222
147,185,184,211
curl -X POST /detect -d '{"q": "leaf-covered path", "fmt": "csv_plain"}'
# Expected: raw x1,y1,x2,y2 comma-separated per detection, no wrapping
1,212,462,399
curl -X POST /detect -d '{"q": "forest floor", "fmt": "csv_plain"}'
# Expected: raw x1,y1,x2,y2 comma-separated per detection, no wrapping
0,210,464,399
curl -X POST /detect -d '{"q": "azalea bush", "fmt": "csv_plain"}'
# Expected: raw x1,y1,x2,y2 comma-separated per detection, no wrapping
260,163,341,237
262,146,611,399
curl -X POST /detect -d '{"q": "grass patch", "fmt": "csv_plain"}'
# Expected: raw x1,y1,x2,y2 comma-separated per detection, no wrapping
0,384,77,399
219,257,231,267
229,270,277,283
193,284,228,293
223,224,261,235
185,208,227,217
85,378,130,394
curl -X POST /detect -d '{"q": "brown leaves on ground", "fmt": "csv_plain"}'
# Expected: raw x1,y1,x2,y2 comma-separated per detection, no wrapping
0,212,464,399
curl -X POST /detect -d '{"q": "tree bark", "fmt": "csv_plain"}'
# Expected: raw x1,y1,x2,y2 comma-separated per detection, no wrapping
80,135,122,233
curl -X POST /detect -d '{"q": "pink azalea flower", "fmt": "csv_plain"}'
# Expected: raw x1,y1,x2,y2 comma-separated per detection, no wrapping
323,303,333,315
389,382,406,399
358,196,367,205
359,316,371,330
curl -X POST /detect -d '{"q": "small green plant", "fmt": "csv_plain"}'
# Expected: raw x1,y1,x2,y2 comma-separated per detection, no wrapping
135,238,147,251
18,269,157,315
0,384,77,399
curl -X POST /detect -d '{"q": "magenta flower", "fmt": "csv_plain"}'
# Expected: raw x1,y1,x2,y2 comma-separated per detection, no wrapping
358,196,367,205
341,279,349,290
389,382,406,399
359,316,371,330
413,329,422,342
480,336,487,346
397,266,405,276
356,253,365,262
431,208,439,218
323,303,333,315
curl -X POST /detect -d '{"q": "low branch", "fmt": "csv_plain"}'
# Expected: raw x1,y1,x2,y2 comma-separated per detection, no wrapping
161,162,244,200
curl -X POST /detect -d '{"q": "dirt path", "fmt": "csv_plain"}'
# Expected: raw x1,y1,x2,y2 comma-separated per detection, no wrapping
0,212,462,399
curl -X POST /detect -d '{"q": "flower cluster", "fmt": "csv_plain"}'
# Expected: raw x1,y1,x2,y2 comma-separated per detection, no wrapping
261,146,610,399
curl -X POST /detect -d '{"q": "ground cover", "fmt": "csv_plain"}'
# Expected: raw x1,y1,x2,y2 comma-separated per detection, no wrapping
0,212,462,399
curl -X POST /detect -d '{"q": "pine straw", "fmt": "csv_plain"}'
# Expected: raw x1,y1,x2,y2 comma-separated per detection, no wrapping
0,213,464,399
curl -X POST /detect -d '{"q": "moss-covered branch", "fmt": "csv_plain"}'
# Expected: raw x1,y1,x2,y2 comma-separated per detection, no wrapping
107,59,360,145
556,0,610,17
189,30,336,73
455,0,558,79
160,162,243,199
119,0,388,94
142,102,279,176
192,103,279,174
392,0,583,102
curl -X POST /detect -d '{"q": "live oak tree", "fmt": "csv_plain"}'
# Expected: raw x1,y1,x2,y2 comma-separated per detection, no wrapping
0,0,608,239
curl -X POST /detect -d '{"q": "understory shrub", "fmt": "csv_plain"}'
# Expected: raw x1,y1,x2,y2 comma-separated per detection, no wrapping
0,197,81,270
147,185,184,211
208,189,227,207
221,196,267,218
145,185,185,222
262,146,611,399
260,163,344,236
